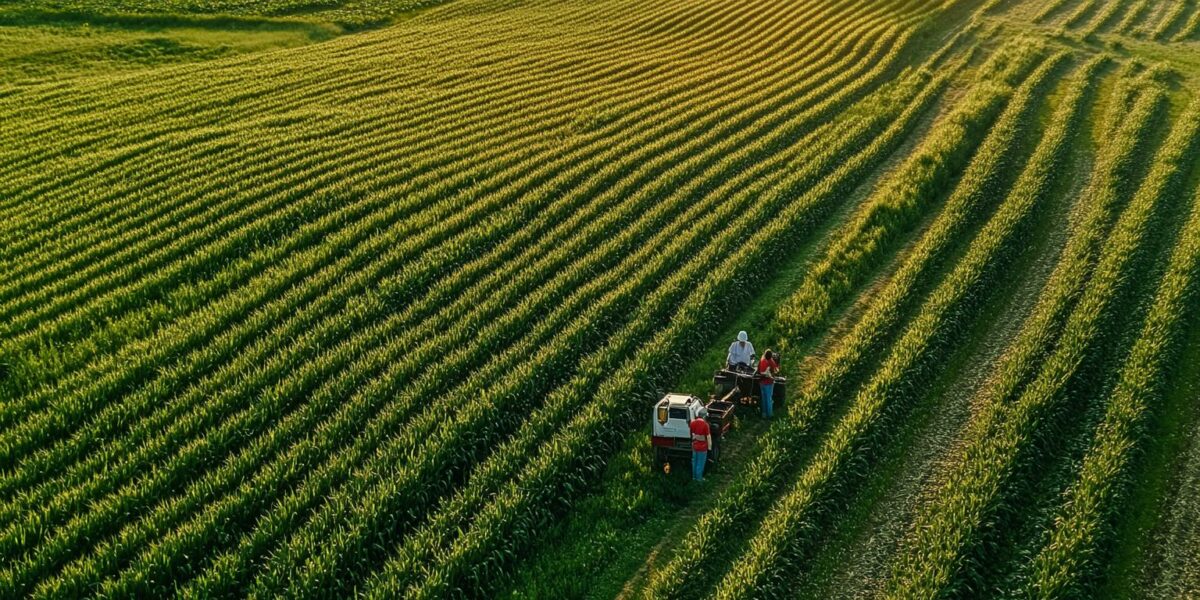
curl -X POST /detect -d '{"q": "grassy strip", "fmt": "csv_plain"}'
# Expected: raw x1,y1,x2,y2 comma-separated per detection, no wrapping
1026,108,1200,598
884,82,1199,598
641,40,1053,600
709,52,1084,600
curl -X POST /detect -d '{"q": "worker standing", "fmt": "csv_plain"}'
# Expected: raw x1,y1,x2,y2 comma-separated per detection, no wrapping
690,407,712,482
758,349,780,419
726,330,756,369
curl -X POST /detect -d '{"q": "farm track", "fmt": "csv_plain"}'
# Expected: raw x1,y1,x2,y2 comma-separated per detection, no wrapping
4,0,1200,597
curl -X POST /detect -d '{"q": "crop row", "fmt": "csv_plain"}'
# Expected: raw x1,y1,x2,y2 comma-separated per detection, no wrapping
1025,109,1200,598
1115,1,1152,34
1081,0,1131,36
1179,6,1200,40
884,81,1197,598
1034,0,1076,24
0,2,926,595
711,52,1093,599
643,39,1052,599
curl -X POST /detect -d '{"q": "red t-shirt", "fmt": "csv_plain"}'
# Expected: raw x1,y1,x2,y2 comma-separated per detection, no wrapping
758,357,779,384
689,418,710,452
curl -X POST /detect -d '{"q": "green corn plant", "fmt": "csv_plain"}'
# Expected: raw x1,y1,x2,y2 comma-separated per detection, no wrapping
0,0,892,529
21,5,936,595
9,8,921,595
773,41,1040,341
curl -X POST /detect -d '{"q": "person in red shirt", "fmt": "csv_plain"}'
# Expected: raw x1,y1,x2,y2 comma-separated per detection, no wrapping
689,407,712,481
758,350,780,418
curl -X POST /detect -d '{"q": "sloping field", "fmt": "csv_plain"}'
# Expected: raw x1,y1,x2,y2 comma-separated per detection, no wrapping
1,0,1199,598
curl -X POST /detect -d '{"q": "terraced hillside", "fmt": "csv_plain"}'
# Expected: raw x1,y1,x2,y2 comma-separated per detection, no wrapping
1,0,1199,598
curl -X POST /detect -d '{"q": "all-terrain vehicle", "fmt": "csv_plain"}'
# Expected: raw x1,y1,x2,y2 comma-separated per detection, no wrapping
650,393,735,473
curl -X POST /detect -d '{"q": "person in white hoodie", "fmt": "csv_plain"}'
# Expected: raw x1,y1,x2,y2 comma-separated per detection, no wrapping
726,330,755,369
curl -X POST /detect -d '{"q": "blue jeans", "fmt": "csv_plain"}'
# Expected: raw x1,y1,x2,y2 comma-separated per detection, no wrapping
761,382,775,418
692,450,707,481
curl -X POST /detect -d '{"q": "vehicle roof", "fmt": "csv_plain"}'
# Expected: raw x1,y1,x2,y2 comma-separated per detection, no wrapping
661,393,695,406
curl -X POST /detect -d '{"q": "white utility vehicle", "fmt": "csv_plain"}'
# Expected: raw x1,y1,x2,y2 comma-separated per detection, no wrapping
650,393,735,472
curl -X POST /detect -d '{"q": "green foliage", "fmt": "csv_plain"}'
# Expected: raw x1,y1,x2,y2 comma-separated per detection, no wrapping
1,0,1198,598
1026,101,1200,599
712,51,1089,600
886,73,1200,598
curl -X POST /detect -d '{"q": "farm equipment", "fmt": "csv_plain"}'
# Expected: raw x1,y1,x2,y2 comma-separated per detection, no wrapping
713,361,787,407
651,393,735,472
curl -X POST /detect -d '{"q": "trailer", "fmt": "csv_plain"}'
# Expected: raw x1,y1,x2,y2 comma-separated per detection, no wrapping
650,393,735,473
713,363,786,407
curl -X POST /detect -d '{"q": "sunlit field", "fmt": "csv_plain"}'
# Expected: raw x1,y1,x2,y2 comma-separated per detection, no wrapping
3,0,1200,597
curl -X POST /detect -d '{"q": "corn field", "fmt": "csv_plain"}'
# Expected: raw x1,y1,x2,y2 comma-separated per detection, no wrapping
2,0,1200,597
